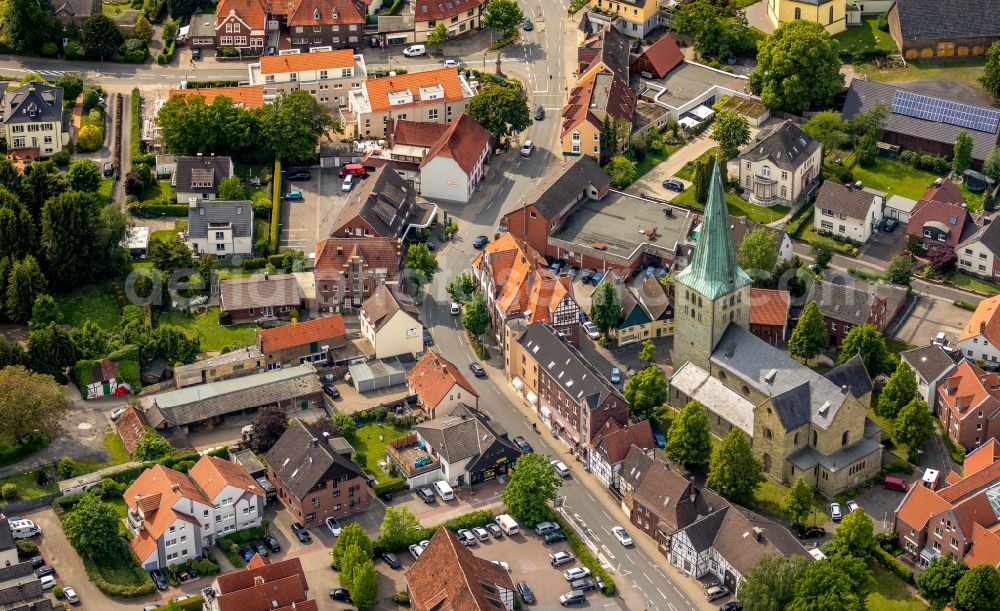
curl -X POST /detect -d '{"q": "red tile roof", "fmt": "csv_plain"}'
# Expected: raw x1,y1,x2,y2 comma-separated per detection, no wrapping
390,119,449,147
314,236,400,279
937,360,1000,428
749,288,790,327
169,86,265,110
895,484,951,531
958,295,1000,347
906,181,974,248
421,113,490,176
940,459,1000,503
405,527,515,611
257,315,347,353
413,0,485,22
966,438,1000,477
215,557,313,611
594,419,654,465
407,349,479,408
259,49,356,74
631,34,684,78
953,491,997,539
363,68,467,113
216,0,267,29
188,455,264,501
124,465,211,561
966,523,1000,568
114,406,148,456
287,0,365,26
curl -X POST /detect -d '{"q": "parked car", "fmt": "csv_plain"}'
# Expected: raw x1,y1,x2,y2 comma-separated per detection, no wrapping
549,551,574,567
472,527,490,541
103,161,113,177
338,163,368,177
720,603,743,611
284,189,302,201
579,268,595,283
570,577,597,592
559,590,586,606
110,407,125,422
611,526,633,547
517,581,536,604
287,169,312,181
847,500,861,514
150,569,168,591
487,523,504,538
30,556,44,570
382,552,401,569
325,516,342,536
192,48,201,60
520,140,534,156
34,565,54,578
522,18,533,30
451,302,461,315
796,526,826,539
582,321,600,340
653,430,667,448
423,328,434,346
457,529,477,546
706,585,730,601
417,486,436,503
63,586,79,604
830,502,842,522
663,179,685,192
264,536,281,552
469,362,487,378
534,105,545,120
473,235,489,249
543,530,567,544
443,59,459,68
552,461,571,478
513,436,533,453
610,367,621,384
536,521,560,535
329,588,351,601
238,546,254,562
408,543,423,560
403,44,426,57
39,575,55,590
491,560,510,570
342,174,355,192
252,540,269,557
564,567,591,581
290,522,311,543
323,385,340,399
884,476,909,492
885,218,899,232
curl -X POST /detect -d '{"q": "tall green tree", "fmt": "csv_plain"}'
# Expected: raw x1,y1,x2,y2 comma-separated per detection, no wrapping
218,176,245,200
42,191,106,287
782,478,813,527
156,94,261,157
802,111,848,152
665,400,711,466
26,323,77,381
787,554,873,611
788,301,827,365
830,508,875,558
349,557,379,611
405,243,439,288
133,13,153,43
62,492,125,559
953,130,974,173
895,397,935,451
427,23,449,45
67,159,102,193
249,406,287,453
446,273,476,303
736,226,779,279
501,453,562,527
605,154,637,188
671,0,755,60
257,90,336,164
81,14,124,60
838,323,890,376
482,0,524,34
590,282,621,334
980,41,1000,102
339,543,369,594
886,255,915,285
849,102,890,140
466,84,531,148
955,565,1000,611
0,187,37,261
706,428,763,504
877,360,917,419
72,320,111,360
333,523,373,567
0,0,54,53
133,428,173,461
6,255,47,324
711,109,751,159
624,366,668,422
918,555,968,611
693,155,715,204
54,73,85,103
462,291,489,337
22,163,65,223
985,148,1000,185
379,507,421,551
639,339,656,364
0,365,71,445
28,294,61,331
738,555,809,611
810,237,834,268
748,20,844,113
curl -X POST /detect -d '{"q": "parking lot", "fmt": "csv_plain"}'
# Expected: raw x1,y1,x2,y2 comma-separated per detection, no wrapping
892,296,969,348
281,166,352,254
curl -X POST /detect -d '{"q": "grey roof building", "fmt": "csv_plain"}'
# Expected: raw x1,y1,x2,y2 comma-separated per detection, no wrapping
739,121,820,171
220,273,301,313
888,0,1000,58
410,404,522,486
265,419,367,501
0,561,49,610
172,155,234,200
901,344,958,407
531,155,611,220
2,83,62,126
331,166,418,239
186,200,253,239
814,182,882,222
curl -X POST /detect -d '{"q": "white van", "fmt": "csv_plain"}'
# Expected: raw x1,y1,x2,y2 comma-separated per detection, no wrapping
496,514,519,535
432,480,454,501
403,45,426,57
10,520,41,539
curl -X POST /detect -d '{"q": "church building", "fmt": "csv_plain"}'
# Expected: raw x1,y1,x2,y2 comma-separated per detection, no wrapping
669,163,882,497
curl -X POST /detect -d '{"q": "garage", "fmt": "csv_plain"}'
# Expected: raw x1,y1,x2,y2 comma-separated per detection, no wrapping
347,356,413,392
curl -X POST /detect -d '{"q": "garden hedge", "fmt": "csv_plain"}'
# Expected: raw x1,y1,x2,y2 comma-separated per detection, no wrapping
127,202,189,218
875,546,913,584
374,509,496,554
82,556,156,598
270,159,281,255
130,89,142,169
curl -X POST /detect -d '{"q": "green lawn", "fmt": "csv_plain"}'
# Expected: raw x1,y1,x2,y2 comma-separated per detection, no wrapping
150,220,188,244
60,283,122,330
833,17,898,56
157,306,257,352
249,188,270,207
949,271,1000,295
866,560,927,611
675,188,790,224
0,469,60,501
633,142,685,183
104,428,131,466
81,107,105,130
352,422,408,483
676,147,722,182
141,180,176,205
98,178,114,200
858,57,987,90
747,478,831,525
848,158,941,201
102,1,131,15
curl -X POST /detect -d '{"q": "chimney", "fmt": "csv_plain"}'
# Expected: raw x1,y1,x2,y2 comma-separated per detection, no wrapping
337,246,344,255
255,576,265,586
752,527,764,542
982,321,987,334
310,438,319,448
841,384,849,395
170,482,180,492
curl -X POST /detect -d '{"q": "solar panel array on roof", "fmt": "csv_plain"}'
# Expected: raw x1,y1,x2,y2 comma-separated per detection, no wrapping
891,90,1000,134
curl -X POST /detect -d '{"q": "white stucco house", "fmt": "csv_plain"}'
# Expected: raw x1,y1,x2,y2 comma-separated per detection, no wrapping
956,295,1000,366
187,200,254,257
901,345,957,410
737,120,821,206
813,181,883,244
406,349,480,418
125,456,264,570
957,220,1000,280
418,114,491,203
359,285,424,359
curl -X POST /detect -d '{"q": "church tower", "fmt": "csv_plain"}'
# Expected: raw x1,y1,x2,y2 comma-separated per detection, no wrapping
672,162,753,371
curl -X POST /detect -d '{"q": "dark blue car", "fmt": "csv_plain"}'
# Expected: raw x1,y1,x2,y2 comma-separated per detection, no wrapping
654,431,666,448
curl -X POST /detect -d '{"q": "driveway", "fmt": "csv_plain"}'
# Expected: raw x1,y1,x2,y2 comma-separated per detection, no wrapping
891,297,968,348
625,134,719,201
858,224,906,266
280,166,347,254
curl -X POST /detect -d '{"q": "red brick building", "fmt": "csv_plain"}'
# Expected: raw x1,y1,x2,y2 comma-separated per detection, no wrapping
803,279,908,347
214,0,267,52
313,236,401,312
284,0,367,51
749,288,789,346
265,419,370,527
937,360,1000,451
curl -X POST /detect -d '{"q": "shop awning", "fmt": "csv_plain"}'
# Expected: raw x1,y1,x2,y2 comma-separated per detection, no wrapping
527,391,538,406
540,405,551,418
512,378,524,390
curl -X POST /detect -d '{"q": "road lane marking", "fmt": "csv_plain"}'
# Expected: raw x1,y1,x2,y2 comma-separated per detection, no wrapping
669,603,677,611
627,555,635,565
644,573,654,583
657,588,667,600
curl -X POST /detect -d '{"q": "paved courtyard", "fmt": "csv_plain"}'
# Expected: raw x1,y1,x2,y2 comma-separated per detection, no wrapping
281,166,350,255
892,296,969,348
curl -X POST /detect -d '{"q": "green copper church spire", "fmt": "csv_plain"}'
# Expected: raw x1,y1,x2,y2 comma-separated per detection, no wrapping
675,161,752,300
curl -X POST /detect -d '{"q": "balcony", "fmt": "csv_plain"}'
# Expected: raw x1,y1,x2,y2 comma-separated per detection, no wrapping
385,434,441,477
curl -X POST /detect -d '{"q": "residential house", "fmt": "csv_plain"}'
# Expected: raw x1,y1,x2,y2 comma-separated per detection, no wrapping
804,279,908,347
590,419,654,488
766,0,846,34
887,0,1000,61
596,271,674,346
387,404,522,488
168,86,266,109
0,82,68,158
749,288,790,346
937,360,1000,451
561,71,635,158
364,118,450,183
48,0,99,25
669,163,882,496
256,315,348,369
405,527,516,611
214,0,266,52
576,25,630,84
172,346,265,388
406,349,479,418
843,79,1000,170
513,321,629,451
731,217,793,267
957,295,1000,366
499,155,612,260
248,49,367,108
188,15,219,49
907,179,978,250
220,273,302,324
141,363,323,429
114,406,149,456
187,200,254,257
412,0,486,42
630,34,684,79
589,0,666,37
0,518,18,568
902,344,958,410
359,285,423,359
313,236,401,310
172,155,234,203
204,556,317,611
894,441,1000,567
0,562,49,610
329,166,419,239
124,456,264,570
957,219,1000,279
265,419,370,527
346,68,475,138
284,0,368,51
419,113,491,202
812,181,883,244
738,120,821,206
472,232,581,350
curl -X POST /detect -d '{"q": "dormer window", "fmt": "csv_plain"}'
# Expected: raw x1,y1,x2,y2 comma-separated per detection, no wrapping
314,8,320,19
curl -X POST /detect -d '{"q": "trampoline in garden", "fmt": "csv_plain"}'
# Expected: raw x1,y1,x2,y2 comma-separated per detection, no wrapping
963,169,993,193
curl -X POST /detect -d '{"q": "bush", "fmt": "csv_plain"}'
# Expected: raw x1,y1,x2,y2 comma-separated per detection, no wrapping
884,460,912,475
127,202,190,217
876,13,889,31
242,257,268,271
15,540,37,557
373,479,406,498
374,509,496,554
219,46,238,57
77,125,103,152
51,150,71,166
955,300,978,311
270,160,282,254
876,546,913,583
53,585,64,599
1,483,16,499
41,42,59,57
157,40,176,65
392,591,411,605
130,88,142,170
65,40,85,60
